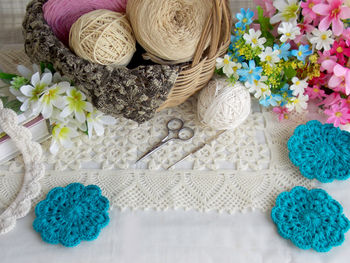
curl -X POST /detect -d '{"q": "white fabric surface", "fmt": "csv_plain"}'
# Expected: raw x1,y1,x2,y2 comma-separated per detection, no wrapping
0,180,350,263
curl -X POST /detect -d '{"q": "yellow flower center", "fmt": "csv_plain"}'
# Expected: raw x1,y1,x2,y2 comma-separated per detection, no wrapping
249,69,253,74
243,18,248,23
331,8,341,18
223,58,230,65
265,55,272,62
321,34,327,40
233,66,238,72
296,81,300,85
337,46,343,53
286,33,291,37
298,51,303,57
309,3,314,9
252,38,258,44
254,79,259,85
335,112,343,117
313,87,319,93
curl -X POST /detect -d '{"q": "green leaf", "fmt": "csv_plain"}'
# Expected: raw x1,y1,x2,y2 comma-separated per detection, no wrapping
40,62,55,74
4,99,22,114
0,72,17,80
0,96,8,105
284,66,297,79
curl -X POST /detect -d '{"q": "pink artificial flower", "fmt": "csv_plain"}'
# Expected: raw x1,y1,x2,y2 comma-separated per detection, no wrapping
305,86,327,99
318,50,337,71
343,28,350,46
319,92,342,106
301,0,322,20
254,0,276,17
321,59,337,73
273,107,289,121
313,0,350,36
330,39,350,65
324,102,350,127
295,22,315,43
329,64,350,94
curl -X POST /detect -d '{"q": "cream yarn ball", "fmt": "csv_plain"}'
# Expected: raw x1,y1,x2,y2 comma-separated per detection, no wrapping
126,0,212,64
69,9,136,66
197,78,251,130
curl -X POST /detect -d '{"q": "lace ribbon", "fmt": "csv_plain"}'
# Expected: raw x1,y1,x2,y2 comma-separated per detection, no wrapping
0,100,45,234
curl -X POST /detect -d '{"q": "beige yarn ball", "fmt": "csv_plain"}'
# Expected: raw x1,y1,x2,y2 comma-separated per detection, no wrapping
126,0,212,64
197,78,251,130
69,9,136,66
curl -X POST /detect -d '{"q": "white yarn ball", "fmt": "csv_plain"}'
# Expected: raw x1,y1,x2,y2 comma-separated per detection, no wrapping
197,78,251,130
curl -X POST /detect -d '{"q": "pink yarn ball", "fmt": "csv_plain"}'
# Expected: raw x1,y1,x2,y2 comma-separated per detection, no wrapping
43,0,128,46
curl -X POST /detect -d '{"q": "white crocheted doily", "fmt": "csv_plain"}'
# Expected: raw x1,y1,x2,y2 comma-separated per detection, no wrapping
0,100,45,234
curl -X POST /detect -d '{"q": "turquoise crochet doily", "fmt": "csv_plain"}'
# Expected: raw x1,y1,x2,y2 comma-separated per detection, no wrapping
288,120,350,183
271,186,350,252
33,183,109,247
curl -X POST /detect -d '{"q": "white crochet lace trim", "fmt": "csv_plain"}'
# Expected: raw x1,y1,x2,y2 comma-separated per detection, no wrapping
0,96,322,214
0,100,45,234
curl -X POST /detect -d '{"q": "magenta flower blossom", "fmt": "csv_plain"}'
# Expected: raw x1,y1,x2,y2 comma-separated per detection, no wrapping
320,92,342,107
313,0,350,36
324,102,350,127
305,86,327,100
301,0,322,20
329,64,350,95
254,0,276,17
330,39,350,65
273,107,289,121
318,51,337,71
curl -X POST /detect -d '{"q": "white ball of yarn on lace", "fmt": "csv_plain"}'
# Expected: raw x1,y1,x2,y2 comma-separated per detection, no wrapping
197,78,251,130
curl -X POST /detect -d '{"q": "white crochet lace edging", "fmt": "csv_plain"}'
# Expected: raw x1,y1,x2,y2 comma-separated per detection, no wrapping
0,100,45,234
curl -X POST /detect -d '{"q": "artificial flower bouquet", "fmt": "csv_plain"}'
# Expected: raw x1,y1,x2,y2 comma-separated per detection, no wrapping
0,64,116,154
216,0,350,127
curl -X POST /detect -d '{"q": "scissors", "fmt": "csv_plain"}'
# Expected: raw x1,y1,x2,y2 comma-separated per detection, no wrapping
136,118,195,163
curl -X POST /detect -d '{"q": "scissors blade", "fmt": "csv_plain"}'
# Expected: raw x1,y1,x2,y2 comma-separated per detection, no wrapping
166,130,226,169
136,140,168,163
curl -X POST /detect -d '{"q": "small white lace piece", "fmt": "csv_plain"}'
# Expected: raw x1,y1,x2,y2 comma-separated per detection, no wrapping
0,100,45,234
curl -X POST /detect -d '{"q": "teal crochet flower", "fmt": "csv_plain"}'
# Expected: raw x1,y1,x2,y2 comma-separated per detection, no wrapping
288,120,350,183
33,183,109,247
272,187,350,252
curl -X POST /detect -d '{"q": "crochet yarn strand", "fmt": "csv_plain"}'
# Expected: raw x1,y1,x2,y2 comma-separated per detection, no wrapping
69,10,136,66
126,0,212,64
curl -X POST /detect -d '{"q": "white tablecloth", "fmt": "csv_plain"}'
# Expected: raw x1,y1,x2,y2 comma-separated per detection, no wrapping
1,180,350,263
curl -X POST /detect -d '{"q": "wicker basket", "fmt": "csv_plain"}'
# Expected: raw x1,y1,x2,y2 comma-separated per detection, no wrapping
23,0,231,123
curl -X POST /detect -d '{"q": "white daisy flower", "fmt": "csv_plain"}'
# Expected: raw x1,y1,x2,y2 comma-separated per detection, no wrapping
243,29,266,50
258,47,281,66
216,55,239,78
270,0,300,24
49,123,79,155
290,77,308,96
278,21,301,42
86,110,116,138
286,94,309,113
245,76,270,99
18,72,52,113
308,29,334,51
60,87,93,123
38,81,70,119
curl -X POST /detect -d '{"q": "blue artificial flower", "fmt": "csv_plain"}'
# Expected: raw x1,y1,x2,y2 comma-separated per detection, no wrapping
288,120,350,183
272,186,350,252
259,94,282,107
274,43,291,61
235,8,254,30
33,183,110,247
291,45,312,62
237,60,262,84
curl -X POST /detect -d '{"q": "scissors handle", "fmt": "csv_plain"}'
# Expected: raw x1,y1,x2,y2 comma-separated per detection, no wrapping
136,138,172,163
